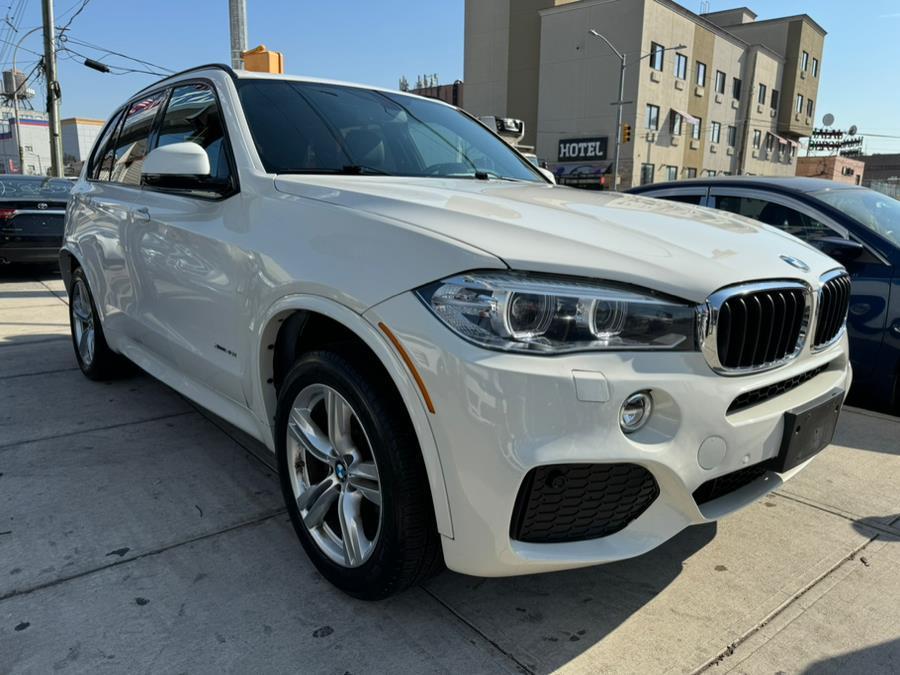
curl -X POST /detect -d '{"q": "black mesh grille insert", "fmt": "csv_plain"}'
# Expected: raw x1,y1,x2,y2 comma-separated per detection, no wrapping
693,462,772,505
716,287,806,370
813,273,851,349
510,463,659,543
727,363,829,414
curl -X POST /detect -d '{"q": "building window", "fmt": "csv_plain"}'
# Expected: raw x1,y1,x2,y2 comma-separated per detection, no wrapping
796,94,804,113
801,50,809,71
765,133,775,153
705,169,717,177
684,167,697,178
649,42,665,71
666,165,678,181
674,53,687,80
670,111,683,135
640,163,655,185
645,104,660,130
727,125,737,147
806,98,814,117
714,70,726,95
696,61,706,87
691,117,702,140
752,129,761,149
771,89,779,110
710,121,721,144
757,83,767,104
812,57,819,77
732,77,742,100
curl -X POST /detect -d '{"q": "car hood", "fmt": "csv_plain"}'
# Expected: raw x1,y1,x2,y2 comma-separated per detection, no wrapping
274,176,838,303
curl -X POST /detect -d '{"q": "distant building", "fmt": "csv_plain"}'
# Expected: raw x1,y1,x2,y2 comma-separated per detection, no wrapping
410,81,463,107
795,155,863,185
0,108,51,175
465,0,826,188
62,117,104,163
858,154,900,183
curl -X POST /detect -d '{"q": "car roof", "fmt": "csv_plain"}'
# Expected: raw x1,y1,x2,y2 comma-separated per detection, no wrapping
629,175,866,197
134,63,456,109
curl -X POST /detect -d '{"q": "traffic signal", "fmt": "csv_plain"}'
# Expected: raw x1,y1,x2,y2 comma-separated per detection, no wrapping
622,124,632,143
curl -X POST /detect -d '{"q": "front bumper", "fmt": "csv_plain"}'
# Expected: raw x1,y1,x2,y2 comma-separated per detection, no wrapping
368,292,852,577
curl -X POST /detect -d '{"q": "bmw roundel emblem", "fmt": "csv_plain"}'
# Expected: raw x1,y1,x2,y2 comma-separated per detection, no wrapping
780,255,810,272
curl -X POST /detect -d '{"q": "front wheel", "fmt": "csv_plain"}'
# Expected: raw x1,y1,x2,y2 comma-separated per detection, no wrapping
275,350,441,599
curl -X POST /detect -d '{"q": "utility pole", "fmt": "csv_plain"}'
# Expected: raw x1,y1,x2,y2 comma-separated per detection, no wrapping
229,0,248,69
42,0,63,177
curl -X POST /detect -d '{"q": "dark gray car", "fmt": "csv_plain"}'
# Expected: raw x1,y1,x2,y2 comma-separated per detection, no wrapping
0,175,73,265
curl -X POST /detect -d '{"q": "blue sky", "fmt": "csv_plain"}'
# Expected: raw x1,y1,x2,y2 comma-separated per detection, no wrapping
5,0,899,153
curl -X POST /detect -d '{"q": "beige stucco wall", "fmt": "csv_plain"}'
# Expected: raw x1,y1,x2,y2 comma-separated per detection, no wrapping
536,0,645,170
463,0,511,118
739,47,795,176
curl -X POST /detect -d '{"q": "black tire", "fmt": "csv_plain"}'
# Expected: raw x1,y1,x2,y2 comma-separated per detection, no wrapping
68,266,131,380
275,349,442,599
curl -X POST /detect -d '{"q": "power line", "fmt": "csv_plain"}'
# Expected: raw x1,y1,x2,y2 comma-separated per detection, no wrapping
56,0,91,37
58,34,173,73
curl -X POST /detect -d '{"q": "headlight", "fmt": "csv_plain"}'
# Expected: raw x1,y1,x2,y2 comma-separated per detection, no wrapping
415,271,699,354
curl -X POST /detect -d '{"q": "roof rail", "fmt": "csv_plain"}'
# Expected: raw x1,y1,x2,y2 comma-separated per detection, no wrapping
133,63,238,96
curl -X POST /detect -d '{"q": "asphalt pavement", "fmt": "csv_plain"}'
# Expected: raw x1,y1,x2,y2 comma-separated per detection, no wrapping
1,267,898,674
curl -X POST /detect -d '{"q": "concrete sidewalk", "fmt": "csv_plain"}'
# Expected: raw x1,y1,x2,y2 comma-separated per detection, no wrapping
1,269,898,674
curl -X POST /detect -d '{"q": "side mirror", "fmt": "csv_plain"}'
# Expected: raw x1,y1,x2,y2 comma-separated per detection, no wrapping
538,167,556,184
142,142,223,192
811,236,865,264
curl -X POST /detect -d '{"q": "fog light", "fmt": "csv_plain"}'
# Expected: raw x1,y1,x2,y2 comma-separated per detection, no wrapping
620,391,653,434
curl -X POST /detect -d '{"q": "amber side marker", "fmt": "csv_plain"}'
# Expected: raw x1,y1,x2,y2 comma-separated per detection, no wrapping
378,323,436,414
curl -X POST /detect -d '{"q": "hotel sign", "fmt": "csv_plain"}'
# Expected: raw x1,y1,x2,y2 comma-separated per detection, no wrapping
557,136,608,162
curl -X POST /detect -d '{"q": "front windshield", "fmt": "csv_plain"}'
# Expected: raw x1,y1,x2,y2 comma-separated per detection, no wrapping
237,80,543,182
816,188,900,247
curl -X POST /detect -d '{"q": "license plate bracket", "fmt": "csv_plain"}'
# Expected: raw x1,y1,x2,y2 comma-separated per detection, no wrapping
775,388,843,473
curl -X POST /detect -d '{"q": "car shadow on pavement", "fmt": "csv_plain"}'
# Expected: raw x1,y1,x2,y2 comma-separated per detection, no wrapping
424,521,718,673
802,637,900,674
0,264,60,282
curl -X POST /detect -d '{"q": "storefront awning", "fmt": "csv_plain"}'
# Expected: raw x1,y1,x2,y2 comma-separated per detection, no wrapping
672,108,699,125
767,131,799,147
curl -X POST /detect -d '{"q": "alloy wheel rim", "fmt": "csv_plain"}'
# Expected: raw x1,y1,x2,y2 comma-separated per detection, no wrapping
286,383,382,568
71,279,95,367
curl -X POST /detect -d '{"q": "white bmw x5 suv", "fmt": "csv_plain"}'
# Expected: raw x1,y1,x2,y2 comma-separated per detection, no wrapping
63,65,851,599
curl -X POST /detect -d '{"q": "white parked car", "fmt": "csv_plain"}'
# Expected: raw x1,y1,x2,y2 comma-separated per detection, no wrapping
63,65,851,599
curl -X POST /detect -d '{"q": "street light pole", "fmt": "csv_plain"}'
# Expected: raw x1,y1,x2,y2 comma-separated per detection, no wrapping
11,26,42,175
588,31,686,191
588,30,625,191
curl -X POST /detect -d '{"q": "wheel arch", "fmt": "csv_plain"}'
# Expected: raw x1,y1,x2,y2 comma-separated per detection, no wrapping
253,295,453,538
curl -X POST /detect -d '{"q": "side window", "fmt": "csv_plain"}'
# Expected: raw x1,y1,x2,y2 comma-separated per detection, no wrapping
110,91,167,186
714,195,832,241
88,110,123,181
155,83,232,184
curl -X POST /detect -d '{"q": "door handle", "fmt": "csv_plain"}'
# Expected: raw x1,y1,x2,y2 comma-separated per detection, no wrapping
133,207,151,222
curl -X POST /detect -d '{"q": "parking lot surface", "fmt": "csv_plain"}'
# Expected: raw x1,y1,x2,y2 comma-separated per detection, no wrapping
1,268,898,674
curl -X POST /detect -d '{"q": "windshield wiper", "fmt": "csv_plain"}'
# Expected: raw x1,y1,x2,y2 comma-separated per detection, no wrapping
340,165,392,176
278,166,392,176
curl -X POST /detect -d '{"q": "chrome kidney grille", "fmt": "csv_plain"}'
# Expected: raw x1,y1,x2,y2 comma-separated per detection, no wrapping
812,271,851,350
702,281,811,374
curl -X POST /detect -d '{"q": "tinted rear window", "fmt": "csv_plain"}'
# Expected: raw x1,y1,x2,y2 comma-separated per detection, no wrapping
0,177,72,198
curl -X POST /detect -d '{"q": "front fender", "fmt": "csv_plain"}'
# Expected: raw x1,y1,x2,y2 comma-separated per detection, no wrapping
251,293,454,539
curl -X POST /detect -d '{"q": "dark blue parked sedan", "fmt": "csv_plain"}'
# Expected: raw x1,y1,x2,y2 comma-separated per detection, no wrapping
629,176,900,413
